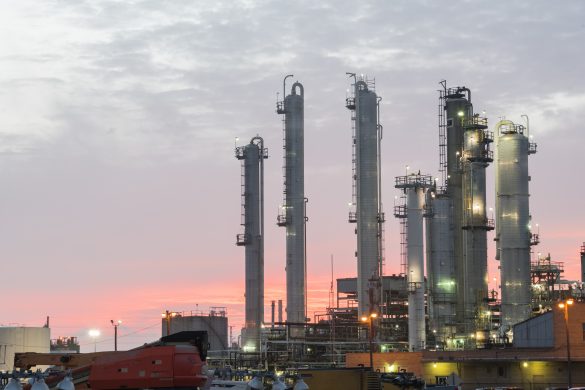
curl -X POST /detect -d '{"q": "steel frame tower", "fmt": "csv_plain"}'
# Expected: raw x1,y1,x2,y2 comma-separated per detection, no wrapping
396,173,433,351
276,75,307,338
345,74,384,318
495,119,537,333
235,136,268,351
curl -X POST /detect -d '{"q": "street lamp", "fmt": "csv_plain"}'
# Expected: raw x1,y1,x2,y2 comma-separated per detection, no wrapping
361,312,378,369
558,298,574,388
88,329,100,353
111,320,122,351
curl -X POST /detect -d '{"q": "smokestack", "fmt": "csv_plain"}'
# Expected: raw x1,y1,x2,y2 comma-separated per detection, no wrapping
271,300,275,329
278,300,283,326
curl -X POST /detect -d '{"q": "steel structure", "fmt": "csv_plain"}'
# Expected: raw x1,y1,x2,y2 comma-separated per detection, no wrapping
425,189,456,346
235,136,268,352
395,173,433,351
494,119,537,334
345,74,384,318
276,76,307,338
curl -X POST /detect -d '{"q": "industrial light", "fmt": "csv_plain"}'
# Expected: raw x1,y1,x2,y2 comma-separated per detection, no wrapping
523,362,528,368
433,362,437,368
361,316,368,322
457,111,464,117
370,313,378,318
568,299,574,305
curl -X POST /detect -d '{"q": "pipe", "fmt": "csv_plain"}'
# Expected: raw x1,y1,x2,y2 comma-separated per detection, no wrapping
283,75,293,103
521,114,529,139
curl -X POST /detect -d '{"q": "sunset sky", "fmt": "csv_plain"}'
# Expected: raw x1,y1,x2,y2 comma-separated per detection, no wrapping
1,0,584,352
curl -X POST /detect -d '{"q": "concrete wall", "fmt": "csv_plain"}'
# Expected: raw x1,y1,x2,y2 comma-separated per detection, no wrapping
162,315,228,351
0,327,50,371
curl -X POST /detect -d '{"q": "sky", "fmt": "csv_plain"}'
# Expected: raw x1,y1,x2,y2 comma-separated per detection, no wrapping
1,0,584,352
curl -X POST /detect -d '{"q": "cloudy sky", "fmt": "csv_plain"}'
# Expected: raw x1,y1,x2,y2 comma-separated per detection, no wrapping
1,0,584,352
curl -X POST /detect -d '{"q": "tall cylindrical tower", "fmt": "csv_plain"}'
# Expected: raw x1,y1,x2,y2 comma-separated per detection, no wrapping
276,77,307,338
346,75,384,318
495,120,536,333
396,173,432,351
461,114,493,342
235,136,268,351
425,190,456,346
442,87,473,332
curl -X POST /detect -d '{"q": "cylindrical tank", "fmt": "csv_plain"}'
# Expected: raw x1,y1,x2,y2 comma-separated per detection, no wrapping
282,82,306,337
236,137,266,351
354,80,381,317
426,192,456,344
407,186,425,351
495,120,533,332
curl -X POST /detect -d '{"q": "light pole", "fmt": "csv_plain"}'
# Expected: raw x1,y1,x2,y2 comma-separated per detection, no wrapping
361,312,378,369
111,320,122,351
558,298,574,388
88,329,100,353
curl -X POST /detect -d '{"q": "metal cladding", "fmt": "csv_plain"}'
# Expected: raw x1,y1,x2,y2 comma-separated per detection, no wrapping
276,77,307,338
346,76,384,317
396,173,432,351
461,113,493,338
235,136,268,351
425,191,456,345
495,120,536,332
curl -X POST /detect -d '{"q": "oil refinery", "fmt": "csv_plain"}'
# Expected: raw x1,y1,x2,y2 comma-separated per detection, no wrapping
223,75,585,388
3,76,584,390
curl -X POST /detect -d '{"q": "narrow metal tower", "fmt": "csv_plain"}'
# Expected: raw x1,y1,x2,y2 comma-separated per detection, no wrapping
235,136,268,351
395,173,433,351
495,119,537,333
461,112,494,341
276,75,307,338
345,74,384,318
424,188,456,347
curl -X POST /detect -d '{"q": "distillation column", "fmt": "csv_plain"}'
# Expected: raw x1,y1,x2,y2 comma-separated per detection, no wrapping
442,87,472,334
425,189,456,346
396,173,432,351
346,75,383,317
235,137,268,351
495,120,536,333
461,113,493,341
276,76,307,338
